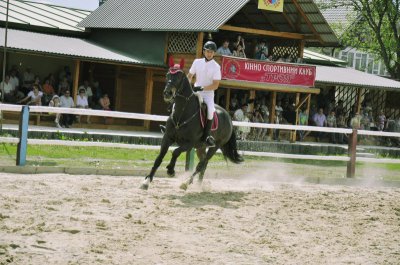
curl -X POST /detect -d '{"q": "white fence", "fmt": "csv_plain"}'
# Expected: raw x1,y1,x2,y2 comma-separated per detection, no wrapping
1,104,400,169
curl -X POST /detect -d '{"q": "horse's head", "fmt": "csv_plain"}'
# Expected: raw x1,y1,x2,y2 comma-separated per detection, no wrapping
164,57,186,103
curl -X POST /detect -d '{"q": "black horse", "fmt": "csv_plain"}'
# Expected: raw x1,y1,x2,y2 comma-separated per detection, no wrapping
140,61,243,190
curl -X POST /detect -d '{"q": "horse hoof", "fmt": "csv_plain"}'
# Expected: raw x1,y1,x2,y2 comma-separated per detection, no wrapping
167,170,175,177
139,183,149,190
180,182,188,191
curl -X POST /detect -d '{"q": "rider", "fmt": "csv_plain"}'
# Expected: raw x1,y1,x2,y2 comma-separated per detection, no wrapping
187,41,221,147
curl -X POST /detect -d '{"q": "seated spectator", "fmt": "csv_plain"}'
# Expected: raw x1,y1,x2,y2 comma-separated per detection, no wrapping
42,79,55,105
48,95,62,128
252,108,264,140
1,75,19,103
233,43,246,58
326,110,337,143
313,108,327,142
255,40,268,60
59,90,75,128
9,70,24,101
78,80,93,107
216,40,232,56
350,112,362,130
17,84,43,106
335,99,345,117
99,93,111,110
58,77,70,95
233,35,243,49
377,110,386,131
76,88,91,124
21,67,35,95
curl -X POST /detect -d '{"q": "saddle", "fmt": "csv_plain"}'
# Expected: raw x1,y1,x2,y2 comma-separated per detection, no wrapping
195,93,218,131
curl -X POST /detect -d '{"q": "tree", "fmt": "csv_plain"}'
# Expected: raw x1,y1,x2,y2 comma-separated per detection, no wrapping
320,0,400,79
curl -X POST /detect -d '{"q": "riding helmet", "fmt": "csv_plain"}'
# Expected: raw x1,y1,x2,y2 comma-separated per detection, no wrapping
203,41,217,52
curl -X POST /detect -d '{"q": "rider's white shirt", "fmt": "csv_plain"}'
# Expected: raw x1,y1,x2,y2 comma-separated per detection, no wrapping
189,58,221,98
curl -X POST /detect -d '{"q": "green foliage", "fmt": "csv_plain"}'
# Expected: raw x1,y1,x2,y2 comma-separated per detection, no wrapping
319,0,400,79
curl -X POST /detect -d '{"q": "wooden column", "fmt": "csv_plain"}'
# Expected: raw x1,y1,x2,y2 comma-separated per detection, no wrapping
298,40,305,59
269,91,277,138
356,87,362,114
144,69,154,130
249,89,256,112
346,129,358,178
225,88,231,111
72,60,80,104
291,92,300,142
196,32,204,58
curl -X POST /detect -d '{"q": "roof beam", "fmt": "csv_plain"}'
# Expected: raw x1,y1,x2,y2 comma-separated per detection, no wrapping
291,0,324,44
220,24,305,40
281,8,296,32
259,10,279,31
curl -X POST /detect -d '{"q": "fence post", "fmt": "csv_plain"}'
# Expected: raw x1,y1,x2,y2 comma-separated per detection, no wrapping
185,149,195,171
346,129,358,178
16,106,29,166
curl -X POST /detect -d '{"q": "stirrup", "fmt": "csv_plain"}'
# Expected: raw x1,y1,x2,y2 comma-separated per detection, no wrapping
205,136,216,147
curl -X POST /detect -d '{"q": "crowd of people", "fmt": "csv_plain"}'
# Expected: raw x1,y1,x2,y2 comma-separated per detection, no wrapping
0,65,112,128
215,35,300,63
224,91,391,144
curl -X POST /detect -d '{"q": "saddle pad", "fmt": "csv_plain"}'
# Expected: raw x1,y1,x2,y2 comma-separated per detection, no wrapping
200,110,218,131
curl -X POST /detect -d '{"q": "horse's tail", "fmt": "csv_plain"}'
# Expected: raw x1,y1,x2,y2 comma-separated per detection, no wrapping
221,129,244,164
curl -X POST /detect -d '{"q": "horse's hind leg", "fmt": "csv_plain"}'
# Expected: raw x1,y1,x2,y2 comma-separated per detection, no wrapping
140,136,172,190
166,145,192,177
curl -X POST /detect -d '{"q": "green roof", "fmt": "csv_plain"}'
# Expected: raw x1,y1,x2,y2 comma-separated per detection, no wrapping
303,49,347,66
0,27,164,67
0,0,90,32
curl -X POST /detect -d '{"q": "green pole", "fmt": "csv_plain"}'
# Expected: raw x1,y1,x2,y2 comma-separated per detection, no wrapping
185,149,195,171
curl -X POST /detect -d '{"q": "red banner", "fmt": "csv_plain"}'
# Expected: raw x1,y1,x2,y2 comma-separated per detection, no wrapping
221,56,316,87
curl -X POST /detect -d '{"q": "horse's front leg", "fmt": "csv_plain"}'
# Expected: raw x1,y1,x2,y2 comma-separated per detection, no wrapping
198,146,218,183
140,136,173,190
180,147,206,190
166,144,193,177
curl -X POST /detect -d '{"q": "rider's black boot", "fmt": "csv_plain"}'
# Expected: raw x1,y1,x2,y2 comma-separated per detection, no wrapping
203,118,216,147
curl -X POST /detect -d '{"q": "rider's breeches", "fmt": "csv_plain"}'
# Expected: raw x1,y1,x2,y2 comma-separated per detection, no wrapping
201,93,215,120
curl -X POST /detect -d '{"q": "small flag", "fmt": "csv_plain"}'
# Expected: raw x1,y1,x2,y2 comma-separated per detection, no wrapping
258,0,284,12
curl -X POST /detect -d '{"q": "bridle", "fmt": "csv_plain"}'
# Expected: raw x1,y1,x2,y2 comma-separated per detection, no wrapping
167,69,198,130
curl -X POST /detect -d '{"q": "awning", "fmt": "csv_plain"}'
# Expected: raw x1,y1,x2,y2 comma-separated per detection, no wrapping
315,65,400,91
0,27,164,67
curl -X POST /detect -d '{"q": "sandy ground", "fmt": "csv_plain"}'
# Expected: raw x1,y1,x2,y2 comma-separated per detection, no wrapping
0,171,399,265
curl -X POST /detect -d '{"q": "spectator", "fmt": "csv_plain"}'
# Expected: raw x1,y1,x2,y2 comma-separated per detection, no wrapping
17,84,43,106
78,80,93,107
255,40,268,60
42,79,55,105
9,70,24,102
335,99,345,117
230,93,239,112
313,108,327,142
361,110,371,130
233,43,246,58
22,67,35,95
46,73,56,87
99,93,111,111
76,88,91,124
233,35,244,49
274,100,283,141
48,95,62,128
0,75,15,103
336,113,347,144
326,110,337,143
298,108,308,141
32,76,42,91
216,40,232,56
58,77,70,95
59,90,75,128
252,108,264,140
377,110,386,131
233,103,250,140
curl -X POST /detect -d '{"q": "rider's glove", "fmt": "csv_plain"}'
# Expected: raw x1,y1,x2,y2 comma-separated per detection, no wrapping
193,86,204,92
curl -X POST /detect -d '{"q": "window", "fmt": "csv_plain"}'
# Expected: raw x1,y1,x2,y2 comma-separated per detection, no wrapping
341,51,348,61
361,54,367,71
379,63,386,76
367,58,373,73
347,52,354,67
